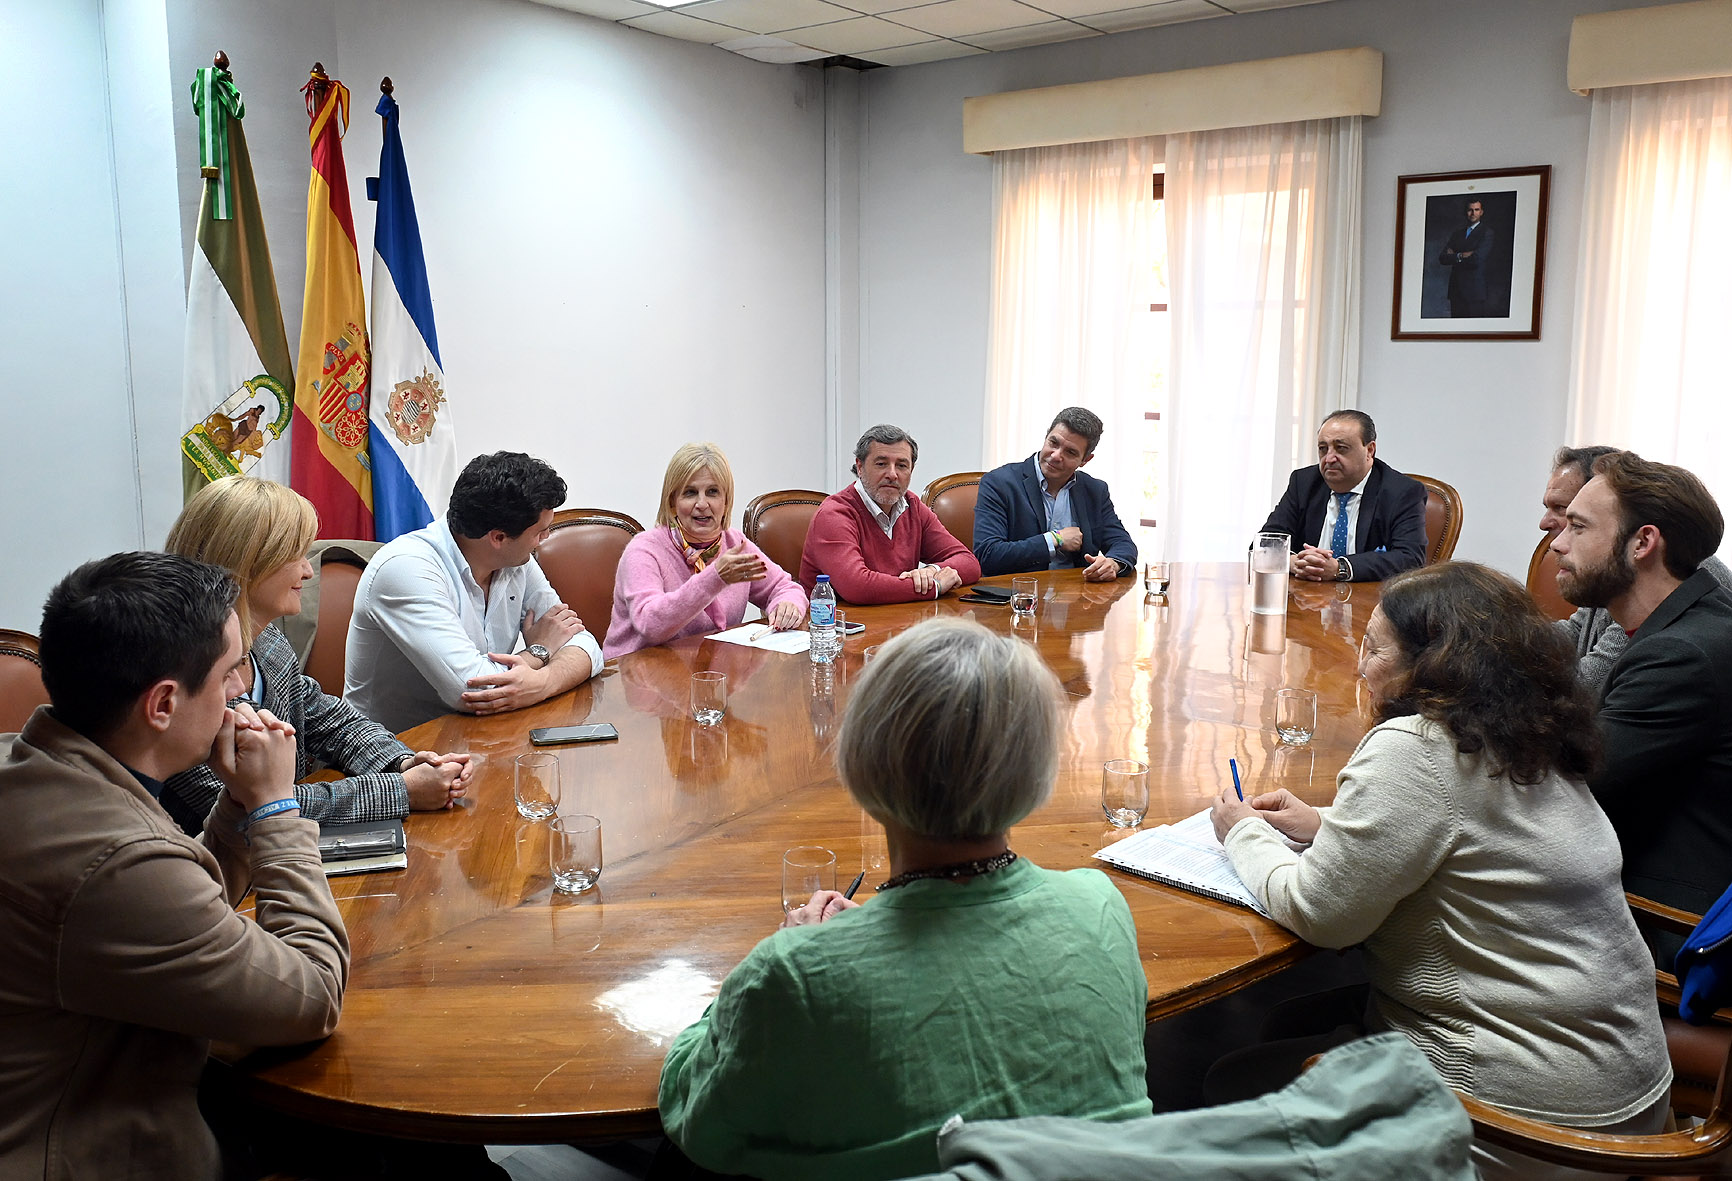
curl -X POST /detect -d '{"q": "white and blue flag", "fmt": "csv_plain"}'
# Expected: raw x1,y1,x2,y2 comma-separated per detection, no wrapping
366,87,456,541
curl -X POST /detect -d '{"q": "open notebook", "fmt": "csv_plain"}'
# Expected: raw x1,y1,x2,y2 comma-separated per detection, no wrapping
1094,808,1269,917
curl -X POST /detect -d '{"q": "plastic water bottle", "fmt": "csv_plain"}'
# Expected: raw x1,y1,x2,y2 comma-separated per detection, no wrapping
809,575,836,664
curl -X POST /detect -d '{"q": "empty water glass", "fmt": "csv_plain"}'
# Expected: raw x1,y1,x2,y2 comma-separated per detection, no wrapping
1276,688,1317,746
691,671,727,727
1011,577,1038,616
1101,759,1149,829
782,846,836,915
514,752,560,821
1144,562,1170,598
550,814,602,894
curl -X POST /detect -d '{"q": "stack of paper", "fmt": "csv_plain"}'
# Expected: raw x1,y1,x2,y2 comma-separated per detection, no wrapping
707,623,811,654
1094,808,1269,916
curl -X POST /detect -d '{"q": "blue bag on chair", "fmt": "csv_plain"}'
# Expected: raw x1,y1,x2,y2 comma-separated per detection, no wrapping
1676,882,1732,1023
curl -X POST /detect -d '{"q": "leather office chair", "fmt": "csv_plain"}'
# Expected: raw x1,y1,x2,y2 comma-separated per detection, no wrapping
1527,534,1576,622
304,554,370,698
534,508,645,647
922,472,986,551
742,490,826,579
1408,474,1464,565
0,629,48,734
1455,894,1732,1177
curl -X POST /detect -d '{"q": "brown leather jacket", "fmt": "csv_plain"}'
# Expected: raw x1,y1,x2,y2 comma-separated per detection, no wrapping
0,708,349,1179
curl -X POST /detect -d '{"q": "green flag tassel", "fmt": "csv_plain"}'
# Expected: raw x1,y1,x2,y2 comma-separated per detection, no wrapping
191,66,245,221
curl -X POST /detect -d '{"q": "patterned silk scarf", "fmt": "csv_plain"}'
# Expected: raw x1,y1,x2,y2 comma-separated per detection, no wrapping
674,526,722,572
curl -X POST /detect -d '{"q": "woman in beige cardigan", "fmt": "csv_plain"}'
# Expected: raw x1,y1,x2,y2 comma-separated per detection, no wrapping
1209,562,1670,1181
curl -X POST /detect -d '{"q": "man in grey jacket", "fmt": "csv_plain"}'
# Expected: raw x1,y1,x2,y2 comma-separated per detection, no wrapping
0,553,348,1178
1541,444,1732,691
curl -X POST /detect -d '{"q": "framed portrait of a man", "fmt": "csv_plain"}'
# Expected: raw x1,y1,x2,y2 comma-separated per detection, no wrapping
1392,165,1551,340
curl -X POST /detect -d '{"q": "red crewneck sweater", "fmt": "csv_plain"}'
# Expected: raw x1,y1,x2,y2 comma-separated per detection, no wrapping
798,487,981,605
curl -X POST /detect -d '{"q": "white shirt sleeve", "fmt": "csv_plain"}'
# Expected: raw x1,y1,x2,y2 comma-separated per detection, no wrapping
522,560,605,678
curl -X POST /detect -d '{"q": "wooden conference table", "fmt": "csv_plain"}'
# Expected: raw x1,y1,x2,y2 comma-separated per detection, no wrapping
231,563,1379,1143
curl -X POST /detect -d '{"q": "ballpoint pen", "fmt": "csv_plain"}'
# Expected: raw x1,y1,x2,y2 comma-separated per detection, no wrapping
1229,758,1244,802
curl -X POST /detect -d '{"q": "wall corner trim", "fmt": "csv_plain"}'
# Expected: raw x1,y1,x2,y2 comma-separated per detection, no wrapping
1568,0,1732,96
961,46,1382,156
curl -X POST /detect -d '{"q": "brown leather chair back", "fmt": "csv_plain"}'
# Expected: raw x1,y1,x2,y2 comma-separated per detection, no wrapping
741,490,826,579
305,558,367,698
922,472,985,551
535,508,645,644
1526,534,1575,622
1407,473,1463,565
0,629,48,734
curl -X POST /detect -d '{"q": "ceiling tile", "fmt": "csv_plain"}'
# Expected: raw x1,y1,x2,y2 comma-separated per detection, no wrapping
1029,0,1205,19
1074,0,1225,31
535,0,664,19
887,0,1056,36
620,9,750,41
781,14,937,52
827,0,933,14
856,38,987,63
1213,0,1329,10
686,0,856,33
960,18,1099,48
716,33,835,59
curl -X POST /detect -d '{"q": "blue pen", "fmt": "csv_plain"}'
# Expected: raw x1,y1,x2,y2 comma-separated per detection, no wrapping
1229,758,1244,801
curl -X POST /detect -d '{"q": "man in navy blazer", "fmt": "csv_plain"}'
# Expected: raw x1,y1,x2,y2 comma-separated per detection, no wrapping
1260,410,1429,583
974,407,1137,580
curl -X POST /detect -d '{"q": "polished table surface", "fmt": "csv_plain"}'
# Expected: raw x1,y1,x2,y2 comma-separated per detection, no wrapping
232,563,1379,1142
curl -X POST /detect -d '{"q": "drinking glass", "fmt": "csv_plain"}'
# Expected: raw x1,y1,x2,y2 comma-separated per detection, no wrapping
691,671,727,727
862,645,881,665
833,610,848,653
1011,577,1038,616
1276,688,1317,746
514,752,560,821
1143,562,1170,599
1101,759,1149,828
782,846,836,915
1250,532,1290,616
550,814,603,894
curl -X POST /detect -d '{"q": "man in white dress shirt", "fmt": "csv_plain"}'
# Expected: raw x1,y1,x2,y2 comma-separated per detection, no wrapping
345,451,604,733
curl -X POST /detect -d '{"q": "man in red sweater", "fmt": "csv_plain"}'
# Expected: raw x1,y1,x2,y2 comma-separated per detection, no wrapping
799,424,981,605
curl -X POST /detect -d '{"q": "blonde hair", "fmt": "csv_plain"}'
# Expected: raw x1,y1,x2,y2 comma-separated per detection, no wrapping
656,443,736,531
838,617,1060,840
165,477,319,635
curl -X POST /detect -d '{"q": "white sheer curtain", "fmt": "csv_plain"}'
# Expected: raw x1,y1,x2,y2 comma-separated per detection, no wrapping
1162,117,1362,562
984,137,1161,516
1568,77,1732,515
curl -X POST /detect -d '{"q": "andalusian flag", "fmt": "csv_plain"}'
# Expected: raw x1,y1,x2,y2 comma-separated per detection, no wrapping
367,85,457,541
180,62,295,497
290,66,374,540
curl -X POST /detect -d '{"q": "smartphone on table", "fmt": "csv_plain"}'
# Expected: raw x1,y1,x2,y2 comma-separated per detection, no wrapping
529,723,619,746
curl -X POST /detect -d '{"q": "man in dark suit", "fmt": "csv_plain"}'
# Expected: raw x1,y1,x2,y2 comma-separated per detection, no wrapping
1260,410,1429,583
1551,451,1732,918
1437,197,1495,318
973,407,1137,580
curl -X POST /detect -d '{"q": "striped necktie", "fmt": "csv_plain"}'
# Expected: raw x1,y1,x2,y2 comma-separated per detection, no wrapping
1331,492,1354,556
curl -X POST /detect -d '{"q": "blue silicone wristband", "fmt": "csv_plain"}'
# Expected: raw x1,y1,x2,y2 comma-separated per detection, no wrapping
242,798,300,829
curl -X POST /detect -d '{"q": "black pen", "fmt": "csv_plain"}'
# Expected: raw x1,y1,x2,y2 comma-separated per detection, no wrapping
844,870,866,900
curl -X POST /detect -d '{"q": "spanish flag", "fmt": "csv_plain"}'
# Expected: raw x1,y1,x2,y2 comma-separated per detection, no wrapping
290,65,373,540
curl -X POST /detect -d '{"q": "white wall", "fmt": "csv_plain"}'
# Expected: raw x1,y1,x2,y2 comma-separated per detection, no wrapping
0,0,183,632
853,0,1682,577
166,0,829,540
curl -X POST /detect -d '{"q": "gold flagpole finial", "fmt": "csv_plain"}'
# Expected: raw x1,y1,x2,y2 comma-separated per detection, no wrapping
213,50,229,71
380,76,394,96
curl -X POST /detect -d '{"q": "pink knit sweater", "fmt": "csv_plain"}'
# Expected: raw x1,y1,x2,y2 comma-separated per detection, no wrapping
604,527,807,660
797,487,981,605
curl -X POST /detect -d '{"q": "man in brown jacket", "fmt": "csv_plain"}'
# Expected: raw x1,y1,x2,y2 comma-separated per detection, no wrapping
0,552,349,1178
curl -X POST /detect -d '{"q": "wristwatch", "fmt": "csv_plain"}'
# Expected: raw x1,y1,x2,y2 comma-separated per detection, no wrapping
525,643,552,668
1335,558,1351,582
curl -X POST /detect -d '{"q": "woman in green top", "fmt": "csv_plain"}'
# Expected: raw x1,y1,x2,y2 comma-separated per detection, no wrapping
658,617,1153,1181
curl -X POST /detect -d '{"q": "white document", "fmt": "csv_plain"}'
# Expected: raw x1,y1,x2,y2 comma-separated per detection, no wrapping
708,623,811,654
1094,808,1269,916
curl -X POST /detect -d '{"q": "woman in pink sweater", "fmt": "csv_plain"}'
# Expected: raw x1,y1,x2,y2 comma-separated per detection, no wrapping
604,444,808,660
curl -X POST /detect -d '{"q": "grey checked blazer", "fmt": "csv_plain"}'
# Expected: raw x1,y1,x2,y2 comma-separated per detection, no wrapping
162,624,413,835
